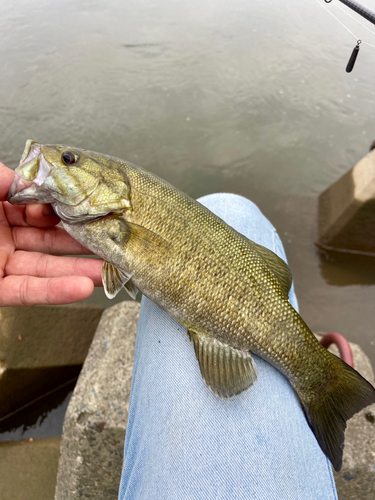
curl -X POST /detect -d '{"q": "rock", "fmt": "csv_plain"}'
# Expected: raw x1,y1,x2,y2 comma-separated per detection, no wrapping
0,436,61,500
0,304,104,418
332,346,375,500
316,334,375,499
54,301,140,500
317,149,375,255
334,406,375,500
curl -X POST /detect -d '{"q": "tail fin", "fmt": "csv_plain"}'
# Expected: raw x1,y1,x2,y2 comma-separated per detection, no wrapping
300,358,375,472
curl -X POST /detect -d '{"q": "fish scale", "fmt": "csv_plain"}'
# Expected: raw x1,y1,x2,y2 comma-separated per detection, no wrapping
7,141,375,472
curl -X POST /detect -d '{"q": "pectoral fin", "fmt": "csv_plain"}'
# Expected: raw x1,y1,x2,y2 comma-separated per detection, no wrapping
125,220,170,253
188,330,257,398
124,279,139,300
252,241,292,295
102,261,139,299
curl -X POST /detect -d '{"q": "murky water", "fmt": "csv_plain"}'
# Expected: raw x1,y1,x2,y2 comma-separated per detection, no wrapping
1,0,375,366
0,379,75,442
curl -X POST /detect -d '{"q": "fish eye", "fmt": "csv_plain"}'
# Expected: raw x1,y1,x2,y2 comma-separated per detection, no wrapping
61,151,79,165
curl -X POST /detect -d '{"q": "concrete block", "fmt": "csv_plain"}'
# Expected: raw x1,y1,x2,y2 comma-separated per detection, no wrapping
55,302,375,499
315,335,375,499
0,305,104,418
54,301,140,500
317,149,375,255
0,436,61,500
334,406,375,500
331,345,375,500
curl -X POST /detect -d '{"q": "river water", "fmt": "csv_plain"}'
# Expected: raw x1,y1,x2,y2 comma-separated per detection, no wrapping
1,0,375,366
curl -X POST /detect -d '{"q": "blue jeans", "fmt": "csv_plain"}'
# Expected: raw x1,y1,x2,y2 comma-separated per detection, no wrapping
118,194,338,500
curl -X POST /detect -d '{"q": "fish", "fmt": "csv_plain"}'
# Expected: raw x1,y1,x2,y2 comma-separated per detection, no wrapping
8,140,375,471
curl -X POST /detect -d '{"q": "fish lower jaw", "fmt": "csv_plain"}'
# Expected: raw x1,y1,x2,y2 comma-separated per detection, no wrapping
7,178,54,205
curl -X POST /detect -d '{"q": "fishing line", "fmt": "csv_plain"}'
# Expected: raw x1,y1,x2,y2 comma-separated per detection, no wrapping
314,0,375,70
315,0,360,39
335,1,375,39
332,0,375,25
0,376,78,424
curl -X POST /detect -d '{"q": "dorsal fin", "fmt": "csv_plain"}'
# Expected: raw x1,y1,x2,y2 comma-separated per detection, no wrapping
252,241,292,295
188,330,257,399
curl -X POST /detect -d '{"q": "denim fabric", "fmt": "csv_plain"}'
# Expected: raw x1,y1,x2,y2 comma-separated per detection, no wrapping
118,194,338,500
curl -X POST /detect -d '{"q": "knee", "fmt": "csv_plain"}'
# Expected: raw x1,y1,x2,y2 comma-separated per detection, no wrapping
197,193,262,217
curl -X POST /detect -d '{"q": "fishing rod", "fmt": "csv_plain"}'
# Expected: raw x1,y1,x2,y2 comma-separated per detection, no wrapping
323,0,375,71
325,0,375,26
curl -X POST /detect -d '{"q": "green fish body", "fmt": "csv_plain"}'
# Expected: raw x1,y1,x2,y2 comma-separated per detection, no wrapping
8,140,375,471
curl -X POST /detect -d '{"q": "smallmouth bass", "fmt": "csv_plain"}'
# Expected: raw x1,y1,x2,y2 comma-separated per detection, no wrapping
8,140,375,471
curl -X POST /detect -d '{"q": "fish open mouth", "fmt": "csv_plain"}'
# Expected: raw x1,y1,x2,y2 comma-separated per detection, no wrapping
7,140,55,205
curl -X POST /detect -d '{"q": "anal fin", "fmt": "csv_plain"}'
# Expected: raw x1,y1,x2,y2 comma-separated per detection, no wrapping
102,261,139,299
188,330,257,398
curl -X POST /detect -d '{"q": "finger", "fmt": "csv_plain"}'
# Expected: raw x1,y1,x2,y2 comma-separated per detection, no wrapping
6,250,103,286
3,202,60,228
0,275,95,306
0,163,15,201
12,226,93,255
25,204,61,227
0,204,15,265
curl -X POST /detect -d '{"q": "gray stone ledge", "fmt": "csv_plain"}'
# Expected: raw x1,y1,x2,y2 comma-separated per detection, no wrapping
328,342,375,499
54,301,140,500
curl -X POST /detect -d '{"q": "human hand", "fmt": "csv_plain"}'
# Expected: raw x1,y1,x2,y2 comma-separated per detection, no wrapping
0,162,103,306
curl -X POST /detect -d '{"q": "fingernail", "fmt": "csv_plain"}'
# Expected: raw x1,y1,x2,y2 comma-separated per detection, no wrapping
42,205,53,216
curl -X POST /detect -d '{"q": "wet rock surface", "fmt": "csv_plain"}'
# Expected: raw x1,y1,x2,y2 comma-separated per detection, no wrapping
54,301,140,500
